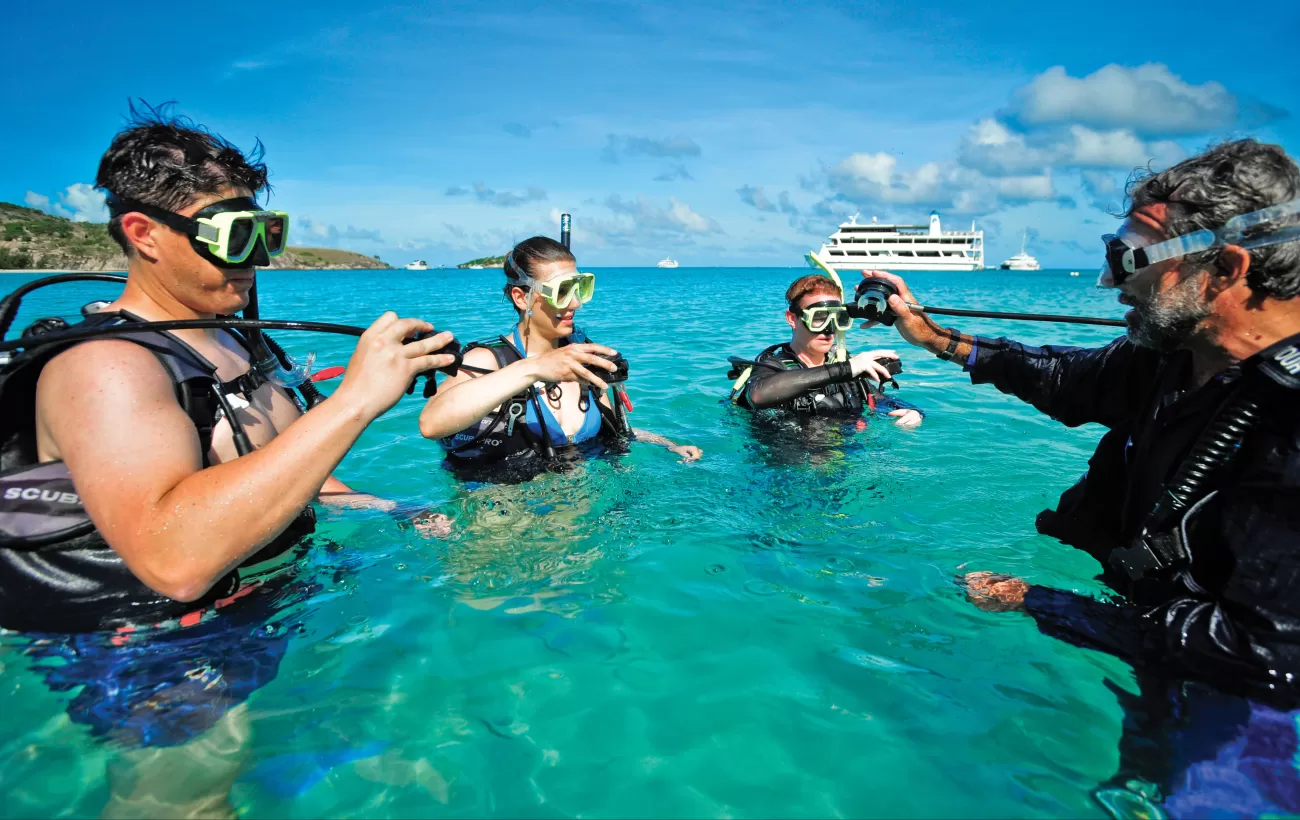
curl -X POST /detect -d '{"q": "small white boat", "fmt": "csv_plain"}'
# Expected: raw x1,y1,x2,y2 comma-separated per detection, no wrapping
656,257,679,268
405,260,428,271
1069,271,1080,277
467,264,485,270
999,231,1041,271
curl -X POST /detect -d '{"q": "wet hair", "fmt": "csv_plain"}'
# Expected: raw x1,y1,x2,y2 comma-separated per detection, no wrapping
1126,139,1300,299
95,101,270,255
785,273,842,309
503,236,575,311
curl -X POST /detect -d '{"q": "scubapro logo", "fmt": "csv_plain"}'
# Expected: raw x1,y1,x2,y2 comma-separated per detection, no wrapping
3,487,81,505
1274,345,1300,376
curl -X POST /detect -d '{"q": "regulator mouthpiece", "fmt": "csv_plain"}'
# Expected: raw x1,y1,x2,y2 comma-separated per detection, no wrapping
850,278,900,325
256,351,316,388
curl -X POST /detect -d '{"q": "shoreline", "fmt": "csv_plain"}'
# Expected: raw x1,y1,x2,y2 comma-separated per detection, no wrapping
0,268,394,274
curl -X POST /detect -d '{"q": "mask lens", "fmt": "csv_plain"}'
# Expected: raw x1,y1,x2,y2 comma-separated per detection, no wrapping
265,216,286,253
225,217,256,262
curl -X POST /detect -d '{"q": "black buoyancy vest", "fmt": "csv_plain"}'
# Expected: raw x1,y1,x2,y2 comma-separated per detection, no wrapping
441,333,626,467
0,311,314,633
747,343,873,416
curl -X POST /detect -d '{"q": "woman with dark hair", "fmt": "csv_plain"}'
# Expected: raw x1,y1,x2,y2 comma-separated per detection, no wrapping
419,236,701,476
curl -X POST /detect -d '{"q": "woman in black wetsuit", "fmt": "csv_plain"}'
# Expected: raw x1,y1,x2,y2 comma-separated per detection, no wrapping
730,272,924,427
419,236,701,475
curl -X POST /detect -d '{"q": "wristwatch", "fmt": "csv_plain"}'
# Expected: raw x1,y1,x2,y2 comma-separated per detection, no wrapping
935,330,961,362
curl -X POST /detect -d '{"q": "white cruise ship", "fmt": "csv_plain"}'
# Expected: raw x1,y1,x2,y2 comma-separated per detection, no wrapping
811,212,983,272
405,260,428,271
999,232,1041,271
656,257,679,268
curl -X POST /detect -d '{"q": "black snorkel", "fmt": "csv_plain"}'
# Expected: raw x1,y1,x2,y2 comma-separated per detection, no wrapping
849,277,1125,328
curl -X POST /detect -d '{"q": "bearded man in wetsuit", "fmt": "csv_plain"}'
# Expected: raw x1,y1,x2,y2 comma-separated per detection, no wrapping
873,139,1300,816
0,109,457,816
731,272,923,427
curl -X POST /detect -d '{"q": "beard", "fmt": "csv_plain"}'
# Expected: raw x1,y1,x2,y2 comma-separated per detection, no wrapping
1126,272,1211,352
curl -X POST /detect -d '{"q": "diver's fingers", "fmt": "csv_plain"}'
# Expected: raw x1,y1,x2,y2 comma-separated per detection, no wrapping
403,330,455,359
387,317,436,342
573,350,618,372
570,363,609,391
868,270,917,300
411,353,458,373
864,362,891,382
573,343,617,357
365,311,400,334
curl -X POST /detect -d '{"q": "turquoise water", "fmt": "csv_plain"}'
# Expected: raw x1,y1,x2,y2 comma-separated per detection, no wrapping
0,267,1137,817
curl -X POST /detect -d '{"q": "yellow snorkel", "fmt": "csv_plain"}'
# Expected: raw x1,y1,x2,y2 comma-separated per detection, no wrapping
805,252,849,364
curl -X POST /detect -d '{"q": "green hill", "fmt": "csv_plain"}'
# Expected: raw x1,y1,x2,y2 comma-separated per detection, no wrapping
0,202,390,271
456,255,505,269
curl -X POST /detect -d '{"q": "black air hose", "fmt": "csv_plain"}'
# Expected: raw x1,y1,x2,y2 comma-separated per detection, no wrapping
1144,393,1264,533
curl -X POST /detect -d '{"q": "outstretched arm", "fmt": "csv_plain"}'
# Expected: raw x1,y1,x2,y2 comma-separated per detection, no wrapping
37,314,453,602
861,270,1158,428
630,427,702,462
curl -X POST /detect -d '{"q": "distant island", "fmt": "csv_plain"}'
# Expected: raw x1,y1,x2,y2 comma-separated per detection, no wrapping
456,255,505,269
0,202,391,271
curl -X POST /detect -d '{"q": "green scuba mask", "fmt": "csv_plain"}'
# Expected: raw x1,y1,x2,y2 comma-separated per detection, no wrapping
108,195,289,268
798,301,853,334
537,271,595,309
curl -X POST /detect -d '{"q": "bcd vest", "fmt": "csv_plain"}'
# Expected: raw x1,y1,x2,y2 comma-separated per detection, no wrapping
0,310,315,633
441,332,630,470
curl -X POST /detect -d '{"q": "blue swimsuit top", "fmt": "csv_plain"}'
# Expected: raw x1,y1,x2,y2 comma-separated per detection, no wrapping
510,328,603,446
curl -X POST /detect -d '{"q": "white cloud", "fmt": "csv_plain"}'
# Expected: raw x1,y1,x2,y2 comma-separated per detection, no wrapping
958,119,1187,176
825,150,1060,215
1011,63,1241,136
61,183,108,222
23,184,107,222
24,191,59,214
604,194,723,235
827,153,953,208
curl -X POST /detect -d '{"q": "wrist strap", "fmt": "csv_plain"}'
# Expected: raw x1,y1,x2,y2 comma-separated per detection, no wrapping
936,330,961,362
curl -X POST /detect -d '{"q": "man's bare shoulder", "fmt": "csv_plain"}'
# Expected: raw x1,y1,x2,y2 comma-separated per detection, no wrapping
36,340,182,454
38,338,175,398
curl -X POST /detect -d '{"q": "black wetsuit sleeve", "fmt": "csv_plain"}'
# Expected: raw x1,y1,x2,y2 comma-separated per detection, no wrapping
1024,430,1300,697
739,360,853,409
967,335,1163,429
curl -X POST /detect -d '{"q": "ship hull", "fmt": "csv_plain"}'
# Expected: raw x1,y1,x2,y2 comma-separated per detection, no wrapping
814,251,981,272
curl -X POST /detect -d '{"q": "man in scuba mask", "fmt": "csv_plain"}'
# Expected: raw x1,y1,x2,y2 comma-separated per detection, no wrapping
729,273,923,427
868,139,1300,816
0,109,457,815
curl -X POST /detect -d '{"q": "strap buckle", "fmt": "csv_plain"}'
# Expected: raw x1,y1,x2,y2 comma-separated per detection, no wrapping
1110,530,1189,581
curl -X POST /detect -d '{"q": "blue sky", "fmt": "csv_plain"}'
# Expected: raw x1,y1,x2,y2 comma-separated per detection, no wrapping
3,0,1297,267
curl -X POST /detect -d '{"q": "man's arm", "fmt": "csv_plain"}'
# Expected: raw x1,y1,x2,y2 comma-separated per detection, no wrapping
862,271,1158,428
964,336,1160,428
38,314,453,602
1021,458,1300,695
